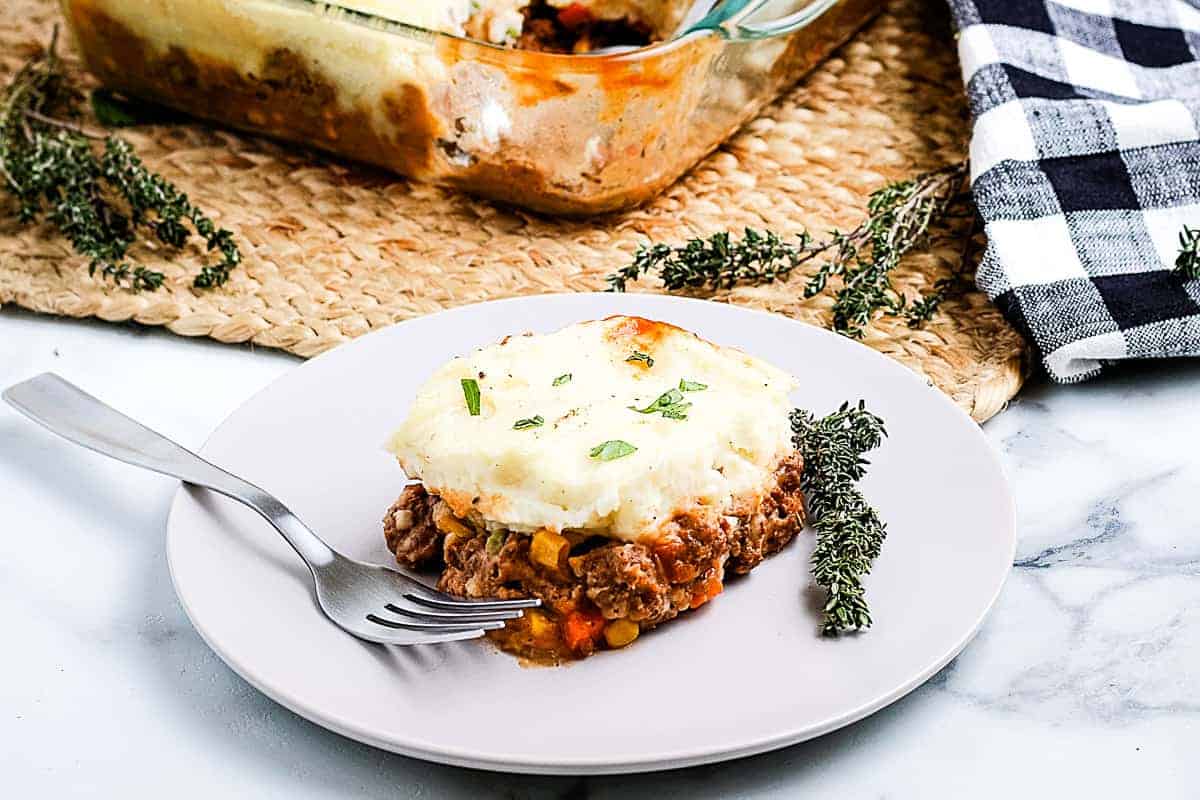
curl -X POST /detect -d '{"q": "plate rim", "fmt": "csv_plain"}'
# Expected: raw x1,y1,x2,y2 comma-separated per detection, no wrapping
165,292,1017,775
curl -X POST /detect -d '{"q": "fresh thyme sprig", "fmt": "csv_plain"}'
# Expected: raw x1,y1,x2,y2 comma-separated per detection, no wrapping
806,162,971,337
791,401,888,636
0,32,240,291
608,228,820,293
905,210,981,329
608,163,973,338
1175,226,1200,280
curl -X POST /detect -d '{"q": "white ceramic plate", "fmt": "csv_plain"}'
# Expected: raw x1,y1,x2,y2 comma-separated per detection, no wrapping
167,293,1015,775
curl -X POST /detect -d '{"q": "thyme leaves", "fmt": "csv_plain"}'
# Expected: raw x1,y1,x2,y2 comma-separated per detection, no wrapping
791,401,888,636
608,162,973,338
1,32,241,292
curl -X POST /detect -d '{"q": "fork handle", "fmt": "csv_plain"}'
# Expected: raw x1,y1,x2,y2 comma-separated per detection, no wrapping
3,373,336,568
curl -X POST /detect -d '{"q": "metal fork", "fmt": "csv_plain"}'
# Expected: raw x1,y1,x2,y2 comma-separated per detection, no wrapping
3,373,539,646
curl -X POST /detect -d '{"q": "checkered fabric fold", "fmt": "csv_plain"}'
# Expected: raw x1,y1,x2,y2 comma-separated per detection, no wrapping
949,0,1200,382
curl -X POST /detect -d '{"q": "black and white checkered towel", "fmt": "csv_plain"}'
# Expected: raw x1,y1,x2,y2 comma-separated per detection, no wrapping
949,0,1200,382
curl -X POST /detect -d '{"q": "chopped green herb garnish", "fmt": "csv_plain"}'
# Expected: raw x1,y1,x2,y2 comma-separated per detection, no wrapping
633,387,681,411
461,378,481,416
679,379,707,392
626,351,654,368
630,387,690,420
513,415,544,430
486,530,507,555
552,373,572,386
589,440,637,461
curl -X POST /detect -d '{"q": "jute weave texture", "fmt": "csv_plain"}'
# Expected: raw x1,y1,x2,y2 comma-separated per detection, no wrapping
0,0,1029,421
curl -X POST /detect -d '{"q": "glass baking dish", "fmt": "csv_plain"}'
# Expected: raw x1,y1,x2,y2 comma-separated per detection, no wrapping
59,0,885,215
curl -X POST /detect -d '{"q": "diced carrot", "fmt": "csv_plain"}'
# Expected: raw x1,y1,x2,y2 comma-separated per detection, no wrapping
557,2,592,28
689,576,723,609
654,538,698,582
562,608,606,652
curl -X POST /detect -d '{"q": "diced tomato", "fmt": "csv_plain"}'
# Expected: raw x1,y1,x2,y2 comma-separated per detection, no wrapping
557,2,593,29
562,607,606,652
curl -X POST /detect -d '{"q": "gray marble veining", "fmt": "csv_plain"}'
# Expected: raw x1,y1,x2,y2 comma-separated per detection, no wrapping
2,309,1197,798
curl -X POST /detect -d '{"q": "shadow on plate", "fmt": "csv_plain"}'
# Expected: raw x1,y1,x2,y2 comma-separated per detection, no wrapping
128,512,952,798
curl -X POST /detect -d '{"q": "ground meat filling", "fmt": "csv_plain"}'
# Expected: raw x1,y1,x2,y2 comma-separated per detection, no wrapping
574,544,674,622
444,532,581,609
383,451,805,661
728,451,808,574
383,484,443,568
516,0,655,53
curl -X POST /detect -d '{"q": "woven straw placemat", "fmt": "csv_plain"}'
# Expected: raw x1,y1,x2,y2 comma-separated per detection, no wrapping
0,0,1028,421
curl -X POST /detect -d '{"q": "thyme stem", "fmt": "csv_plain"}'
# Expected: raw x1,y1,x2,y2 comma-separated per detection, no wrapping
791,402,888,636
609,162,974,338
20,107,105,139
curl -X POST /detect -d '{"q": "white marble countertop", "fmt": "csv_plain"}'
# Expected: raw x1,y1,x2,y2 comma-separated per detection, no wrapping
3,308,1197,798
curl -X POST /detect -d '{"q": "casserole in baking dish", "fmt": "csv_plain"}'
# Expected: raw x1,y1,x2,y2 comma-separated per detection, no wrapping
60,0,884,214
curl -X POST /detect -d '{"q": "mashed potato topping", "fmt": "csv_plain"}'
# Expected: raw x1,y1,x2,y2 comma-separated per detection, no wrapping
387,316,797,542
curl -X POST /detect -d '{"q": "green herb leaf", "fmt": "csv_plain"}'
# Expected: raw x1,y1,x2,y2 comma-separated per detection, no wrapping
552,373,572,386
632,387,682,412
662,402,691,422
679,379,707,392
589,440,637,461
486,530,507,555
461,378,481,416
790,402,888,636
626,351,654,368
513,415,544,430
630,387,690,420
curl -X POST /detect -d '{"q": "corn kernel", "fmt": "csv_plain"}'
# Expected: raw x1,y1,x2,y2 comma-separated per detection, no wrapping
530,529,569,570
604,619,640,649
526,610,555,640
432,504,470,537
